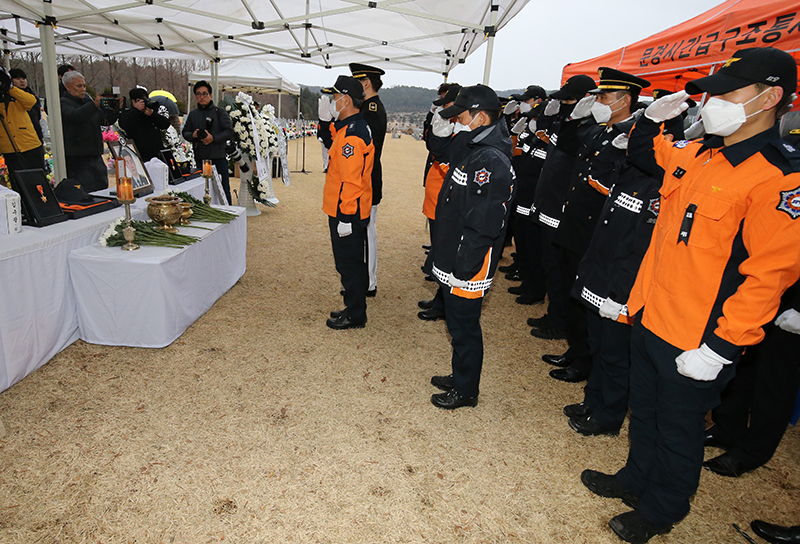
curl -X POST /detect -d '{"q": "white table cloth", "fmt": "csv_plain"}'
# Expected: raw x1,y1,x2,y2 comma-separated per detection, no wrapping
68,207,246,348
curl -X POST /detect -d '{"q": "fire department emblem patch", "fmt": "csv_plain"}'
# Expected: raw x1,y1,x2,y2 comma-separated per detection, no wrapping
777,186,800,219
342,143,354,158
673,140,690,149
647,198,660,217
474,168,491,186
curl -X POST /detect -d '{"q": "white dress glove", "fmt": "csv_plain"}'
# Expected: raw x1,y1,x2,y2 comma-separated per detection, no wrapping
598,298,624,320
684,120,705,140
528,118,537,132
511,117,528,135
544,99,560,116
337,221,352,237
447,273,468,289
775,309,800,335
570,95,596,120
432,107,454,137
503,100,519,115
318,96,332,122
675,343,731,381
644,90,690,123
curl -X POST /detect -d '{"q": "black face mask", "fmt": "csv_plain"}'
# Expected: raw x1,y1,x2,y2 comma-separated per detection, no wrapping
559,102,576,118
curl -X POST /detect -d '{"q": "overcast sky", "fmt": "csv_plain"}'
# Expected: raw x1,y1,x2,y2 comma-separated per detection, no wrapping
269,0,724,91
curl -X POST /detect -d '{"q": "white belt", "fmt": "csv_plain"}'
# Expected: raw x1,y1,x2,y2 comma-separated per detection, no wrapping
538,212,560,229
614,192,643,214
516,205,530,216
432,265,494,292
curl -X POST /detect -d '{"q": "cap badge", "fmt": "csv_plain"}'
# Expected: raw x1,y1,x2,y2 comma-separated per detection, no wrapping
723,57,741,68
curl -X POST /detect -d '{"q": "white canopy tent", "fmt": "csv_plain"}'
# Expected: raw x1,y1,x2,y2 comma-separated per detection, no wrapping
188,59,300,118
0,0,531,181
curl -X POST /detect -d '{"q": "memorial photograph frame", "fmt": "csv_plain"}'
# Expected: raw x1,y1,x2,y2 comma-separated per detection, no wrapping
109,141,154,197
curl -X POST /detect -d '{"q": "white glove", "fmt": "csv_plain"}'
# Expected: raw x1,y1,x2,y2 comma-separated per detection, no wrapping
432,107,454,137
775,309,800,335
684,119,705,140
571,95,596,120
430,102,438,114
675,343,731,381
511,117,527,135
598,298,624,320
644,90,690,123
447,272,468,289
337,221,352,237
544,99,560,116
503,100,519,115
612,133,629,150
318,96,332,122
528,118,537,132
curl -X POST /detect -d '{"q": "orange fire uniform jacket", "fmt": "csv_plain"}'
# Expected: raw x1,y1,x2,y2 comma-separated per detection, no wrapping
627,117,800,359
322,113,374,221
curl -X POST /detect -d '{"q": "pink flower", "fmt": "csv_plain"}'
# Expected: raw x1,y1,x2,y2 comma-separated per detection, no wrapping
102,129,120,142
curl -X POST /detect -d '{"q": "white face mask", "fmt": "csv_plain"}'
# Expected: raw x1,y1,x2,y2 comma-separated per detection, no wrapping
700,88,770,137
332,96,345,121
591,96,625,124
519,101,533,114
453,112,482,134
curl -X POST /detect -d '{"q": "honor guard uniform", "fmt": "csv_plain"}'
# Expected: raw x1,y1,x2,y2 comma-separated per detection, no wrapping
350,63,387,297
530,75,597,341
507,85,548,305
427,85,515,409
582,48,800,543
548,68,649,384
321,76,375,330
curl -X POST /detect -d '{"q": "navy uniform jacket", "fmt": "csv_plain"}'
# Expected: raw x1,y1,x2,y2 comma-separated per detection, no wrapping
554,114,638,256
430,121,516,299
570,160,662,317
361,95,387,205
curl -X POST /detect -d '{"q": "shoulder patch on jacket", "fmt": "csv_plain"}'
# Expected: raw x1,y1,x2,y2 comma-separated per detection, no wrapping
474,168,491,186
342,143,354,158
369,102,377,112
777,185,800,219
673,140,690,148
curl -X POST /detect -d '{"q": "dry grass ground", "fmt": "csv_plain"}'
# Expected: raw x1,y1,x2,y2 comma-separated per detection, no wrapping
0,135,798,543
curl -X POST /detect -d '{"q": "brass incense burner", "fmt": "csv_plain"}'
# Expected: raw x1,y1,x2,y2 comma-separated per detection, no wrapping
145,195,183,233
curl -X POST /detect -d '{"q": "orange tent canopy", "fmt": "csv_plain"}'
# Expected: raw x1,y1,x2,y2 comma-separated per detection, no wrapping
561,0,800,95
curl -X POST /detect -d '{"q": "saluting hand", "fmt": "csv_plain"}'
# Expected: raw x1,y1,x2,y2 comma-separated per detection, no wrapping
645,90,690,124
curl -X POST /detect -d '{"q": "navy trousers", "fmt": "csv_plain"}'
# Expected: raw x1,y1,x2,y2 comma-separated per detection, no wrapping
442,289,484,398
329,216,368,322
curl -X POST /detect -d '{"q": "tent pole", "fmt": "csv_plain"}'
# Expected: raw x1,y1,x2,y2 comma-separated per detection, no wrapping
39,11,66,184
277,89,282,119
211,60,219,104
482,1,499,85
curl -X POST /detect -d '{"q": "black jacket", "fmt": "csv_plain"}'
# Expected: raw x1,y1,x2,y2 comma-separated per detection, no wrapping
554,115,638,255
512,102,550,214
430,121,515,297
181,101,234,161
570,160,662,314
361,95,387,205
61,93,119,157
118,106,171,163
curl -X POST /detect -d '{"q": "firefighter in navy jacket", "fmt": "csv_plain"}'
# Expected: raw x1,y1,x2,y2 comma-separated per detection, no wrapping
427,85,515,410
321,76,374,331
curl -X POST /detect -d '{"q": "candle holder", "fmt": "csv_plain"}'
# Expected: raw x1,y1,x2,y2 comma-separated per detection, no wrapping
202,159,213,205
115,157,139,251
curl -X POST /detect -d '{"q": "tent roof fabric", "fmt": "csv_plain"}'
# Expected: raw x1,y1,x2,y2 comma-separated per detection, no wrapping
561,0,800,95
0,0,529,76
189,59,301,95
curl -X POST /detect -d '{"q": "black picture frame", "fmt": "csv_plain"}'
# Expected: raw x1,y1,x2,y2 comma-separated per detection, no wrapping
109,141,154,197
11,169,68,227
159,148,187,184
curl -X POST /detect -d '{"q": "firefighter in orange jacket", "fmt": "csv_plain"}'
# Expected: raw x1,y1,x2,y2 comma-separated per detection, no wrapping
321,76,374,330
580,48,800,544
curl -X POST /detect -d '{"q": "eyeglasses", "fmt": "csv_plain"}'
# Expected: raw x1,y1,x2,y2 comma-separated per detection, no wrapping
195,92,210,97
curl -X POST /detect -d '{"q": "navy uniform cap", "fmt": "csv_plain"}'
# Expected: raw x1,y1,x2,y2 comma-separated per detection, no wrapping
550,74,597,100
321,75,365,100
512,85,546,101
685,47,798,96
439,84,500,118
589,67,650,94
433,84,461,106
349,63,386,79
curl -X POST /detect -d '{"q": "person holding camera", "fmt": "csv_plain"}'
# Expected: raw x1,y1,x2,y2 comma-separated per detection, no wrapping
61,70,121,192
119,87,170,163
181,80,234,204
9,68,43,145
0,68,45,176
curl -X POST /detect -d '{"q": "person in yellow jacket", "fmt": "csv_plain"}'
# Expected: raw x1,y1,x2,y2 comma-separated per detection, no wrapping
0,71,45,176
321,75,374,330
580,47,800,544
